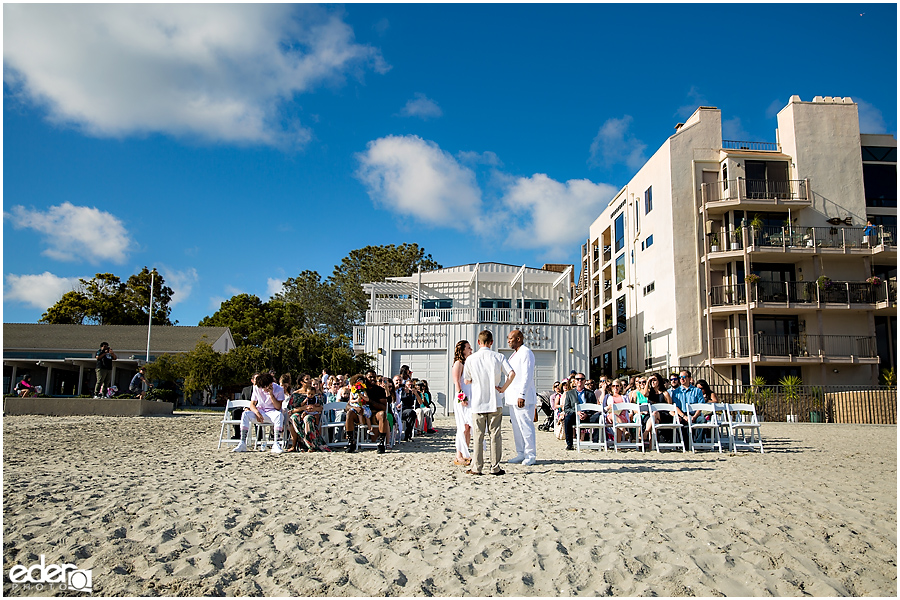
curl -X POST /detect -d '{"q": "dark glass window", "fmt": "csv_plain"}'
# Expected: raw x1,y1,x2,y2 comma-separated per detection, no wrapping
422,299,451,309
602,352,612,377
616,296,626,335
644,186,653,214
863,163,897,207
616,346,627,372
862,147,897,162
614,213,625,252
615,254,625,289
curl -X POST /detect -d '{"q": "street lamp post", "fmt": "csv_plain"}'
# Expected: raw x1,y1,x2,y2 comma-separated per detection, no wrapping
146,270,155,362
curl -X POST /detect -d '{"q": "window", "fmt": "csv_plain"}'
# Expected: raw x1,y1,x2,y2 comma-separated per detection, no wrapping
616,295,626,335
644,186,653,214
614,213,625,253
616,346,627,372
722,164,728,190
644,333,653,370
422,299,451,309
641,234,654,250
516,299,549,323
643,282,655,296
602,352,612,377
863,163,897,207
615,254,625,290
862,147,897,162
479,299,511,322
634,196,640,233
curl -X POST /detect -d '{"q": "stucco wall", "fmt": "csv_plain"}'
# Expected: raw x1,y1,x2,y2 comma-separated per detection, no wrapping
3,397,174,416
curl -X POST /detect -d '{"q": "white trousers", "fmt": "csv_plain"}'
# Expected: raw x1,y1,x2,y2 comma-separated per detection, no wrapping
240,408,284,432
509,404,536,460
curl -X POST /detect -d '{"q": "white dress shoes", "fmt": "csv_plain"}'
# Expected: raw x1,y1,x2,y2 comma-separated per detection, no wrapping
508,454,526,464
522,456,537,466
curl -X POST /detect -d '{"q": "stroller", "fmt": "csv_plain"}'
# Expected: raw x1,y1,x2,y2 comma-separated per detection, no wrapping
536,392,555,432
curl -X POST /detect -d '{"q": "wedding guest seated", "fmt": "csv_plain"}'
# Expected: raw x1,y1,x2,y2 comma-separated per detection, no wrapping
415,380,437,433
286,383,330,452
232,372,285,454
344,371,390,453
563,373,600,450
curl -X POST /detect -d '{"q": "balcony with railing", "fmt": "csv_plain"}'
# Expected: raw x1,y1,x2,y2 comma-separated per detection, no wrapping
353,326,365,349
722,140,780,152
710,334,879,362
364,308,589,326
701,178,810,211
709,284,748,307
743,225,895,253
749,280,895,307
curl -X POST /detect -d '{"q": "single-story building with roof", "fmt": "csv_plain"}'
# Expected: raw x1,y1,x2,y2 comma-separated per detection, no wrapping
3,323,234,397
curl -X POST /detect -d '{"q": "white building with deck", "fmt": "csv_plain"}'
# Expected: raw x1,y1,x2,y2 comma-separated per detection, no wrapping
353,263,590,415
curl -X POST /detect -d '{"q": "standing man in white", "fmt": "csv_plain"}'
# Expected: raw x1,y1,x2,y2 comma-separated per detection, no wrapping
464,330,515,476
505,329,537,466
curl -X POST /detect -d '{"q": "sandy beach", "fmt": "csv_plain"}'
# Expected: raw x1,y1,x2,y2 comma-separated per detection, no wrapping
2,413,896,596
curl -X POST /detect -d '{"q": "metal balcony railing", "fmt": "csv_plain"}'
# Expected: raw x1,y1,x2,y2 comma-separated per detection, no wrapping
709,284,747,306
711,334,879,359
702,178,809,204
748,280,896,306
747,225,895,250
722,140,780,151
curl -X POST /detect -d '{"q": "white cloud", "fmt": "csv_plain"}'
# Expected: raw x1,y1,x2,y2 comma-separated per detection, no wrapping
6,202,132,264
399,93,443,119
722,116,750,141
766,98,784,119
208,296,227,312
856,98,888,134
4,272,81,310
224,285,243,297
3,4,387,147
674,86,710,120
589,115,647,171
457,150,501,167
356,135,483,231
501,175,617,254
266,278,284,299
160,266,198,306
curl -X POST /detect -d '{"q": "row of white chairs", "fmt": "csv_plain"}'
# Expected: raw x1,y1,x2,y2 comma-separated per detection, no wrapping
574,402,763,454
217,399,409,451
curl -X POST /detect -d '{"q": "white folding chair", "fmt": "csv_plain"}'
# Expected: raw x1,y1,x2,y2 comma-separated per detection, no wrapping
218,399,252,449
687,403,724,453
574,403,606,452
726,403,764,453
649,403,685,453
610,402,644,452
320,402,349,449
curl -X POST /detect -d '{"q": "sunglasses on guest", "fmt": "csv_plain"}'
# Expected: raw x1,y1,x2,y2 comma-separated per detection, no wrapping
574,377,585,381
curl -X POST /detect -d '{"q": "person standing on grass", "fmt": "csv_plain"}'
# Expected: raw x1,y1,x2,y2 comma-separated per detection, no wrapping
463,330,515,476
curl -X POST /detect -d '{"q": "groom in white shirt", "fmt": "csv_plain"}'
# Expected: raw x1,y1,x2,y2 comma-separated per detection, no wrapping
464,330,515,475
505,329,537,466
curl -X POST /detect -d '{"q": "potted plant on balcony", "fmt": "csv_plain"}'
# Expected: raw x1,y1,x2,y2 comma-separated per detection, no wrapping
745,273,761,285
779,375,802,423
866,275,882,286
729,229,742,250
816,275,832,290
709,233,720,253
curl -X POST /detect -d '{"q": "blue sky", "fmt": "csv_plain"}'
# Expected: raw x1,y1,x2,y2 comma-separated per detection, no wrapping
3,3,897,326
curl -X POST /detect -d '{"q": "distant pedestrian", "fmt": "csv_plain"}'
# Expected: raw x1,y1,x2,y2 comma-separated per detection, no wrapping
129,367,150,399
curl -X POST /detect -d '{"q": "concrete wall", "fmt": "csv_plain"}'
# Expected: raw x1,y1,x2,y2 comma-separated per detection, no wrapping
3,397,174,417
778,96,867,226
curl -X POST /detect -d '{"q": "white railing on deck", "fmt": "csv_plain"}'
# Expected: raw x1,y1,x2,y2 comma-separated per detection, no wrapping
365,308,588,326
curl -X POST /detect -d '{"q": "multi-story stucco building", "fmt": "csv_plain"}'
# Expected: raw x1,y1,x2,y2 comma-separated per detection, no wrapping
353,263,589,414
574,96,896,387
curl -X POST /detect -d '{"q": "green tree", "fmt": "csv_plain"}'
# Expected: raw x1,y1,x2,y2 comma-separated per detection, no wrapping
40,268,174,325
199,294,303,346
178,341,227,401
329,243,441,328
275,270,342,336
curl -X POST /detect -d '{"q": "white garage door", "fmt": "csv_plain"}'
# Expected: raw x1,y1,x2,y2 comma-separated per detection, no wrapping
392,350,448,414
499,349,557,397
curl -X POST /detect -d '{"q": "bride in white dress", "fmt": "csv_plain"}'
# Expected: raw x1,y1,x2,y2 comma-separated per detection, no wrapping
451,340,473,466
